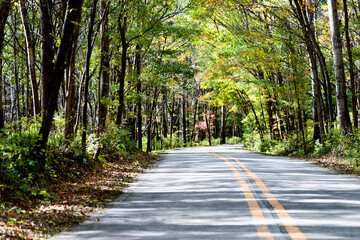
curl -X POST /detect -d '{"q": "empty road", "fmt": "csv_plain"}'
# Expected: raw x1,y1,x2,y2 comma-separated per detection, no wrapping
52,145,360,239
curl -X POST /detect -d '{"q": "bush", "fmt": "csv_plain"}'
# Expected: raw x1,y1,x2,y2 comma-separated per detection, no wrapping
227,136,242,145
0,119,141,205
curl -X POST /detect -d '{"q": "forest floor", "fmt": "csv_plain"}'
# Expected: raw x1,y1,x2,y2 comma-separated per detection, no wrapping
0,153,158,239
305,154,360,176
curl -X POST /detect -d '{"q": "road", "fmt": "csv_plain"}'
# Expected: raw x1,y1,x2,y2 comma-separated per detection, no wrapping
52,145,360,239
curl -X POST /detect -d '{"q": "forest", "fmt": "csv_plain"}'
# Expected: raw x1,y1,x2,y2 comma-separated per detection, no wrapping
2,0,360,237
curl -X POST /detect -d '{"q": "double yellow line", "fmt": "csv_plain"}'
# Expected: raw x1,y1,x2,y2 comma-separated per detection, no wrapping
208,152,307,240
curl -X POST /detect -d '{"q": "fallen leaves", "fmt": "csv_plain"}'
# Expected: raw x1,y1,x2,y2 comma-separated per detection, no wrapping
0,153,158,239
305,154,360,176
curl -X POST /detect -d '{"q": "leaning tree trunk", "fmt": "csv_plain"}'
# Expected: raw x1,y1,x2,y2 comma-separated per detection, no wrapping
37,0,84,154
328,0,352,135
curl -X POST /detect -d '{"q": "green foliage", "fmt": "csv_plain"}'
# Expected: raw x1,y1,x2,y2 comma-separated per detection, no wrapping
0,118,140,206
226,136,242,144
98,123,137,161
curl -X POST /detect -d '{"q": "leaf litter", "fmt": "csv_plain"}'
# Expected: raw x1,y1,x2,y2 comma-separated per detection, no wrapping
0,153,158,239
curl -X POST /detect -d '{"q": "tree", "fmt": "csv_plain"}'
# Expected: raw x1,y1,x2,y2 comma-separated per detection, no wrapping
37,0,84,153
328,0,352,135
19,0,40,116
97,0,111,134
0,0,11,131
82,0,98,149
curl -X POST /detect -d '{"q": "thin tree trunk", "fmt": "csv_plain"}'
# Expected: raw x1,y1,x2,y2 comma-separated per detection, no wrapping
220,105,226,144
116,16,128,126
204,106,212,146
182,90,187,147
82,0,98,149
98,0,110,134
146,88,158,153
169,95,175,148
135,45,142,150
19,0,40,116
343,0,358,128
328,0,352,134
309,48,325,142
163,92,169,138
64,28,80,143
190,98,198,141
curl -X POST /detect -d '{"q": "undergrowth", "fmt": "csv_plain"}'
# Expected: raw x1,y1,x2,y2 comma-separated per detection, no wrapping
242,128,360,170
0,117,140,209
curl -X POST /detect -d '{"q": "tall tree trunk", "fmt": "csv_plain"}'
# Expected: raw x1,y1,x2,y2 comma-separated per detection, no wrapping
116,16,128,126
0,0,11,131
98,0,110,134
328,0,352,134
309,48,325,142
343,0,357,128
37,0,84,153
82,0,98,149
40,0,55,116
64,28,80,143
135,45,142,150
19,0,40,116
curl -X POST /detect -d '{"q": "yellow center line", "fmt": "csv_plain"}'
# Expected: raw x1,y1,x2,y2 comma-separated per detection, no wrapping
220,153,307,240
206,152,274,240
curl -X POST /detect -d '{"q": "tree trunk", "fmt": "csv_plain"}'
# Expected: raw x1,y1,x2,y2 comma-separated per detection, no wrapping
97,0,110,134
19,0,40,116
82,0,98,149
37,0,84,153
163,92,169,138
220,105,226,144
328,0,352,134
204,106,212,146
116,16,128,126
0,0,11,131
64,27,80,143
308,48,325,142
40,0,55,116
135,45,142,150
146,88,158,153
343,0,357,128
182,91,187,147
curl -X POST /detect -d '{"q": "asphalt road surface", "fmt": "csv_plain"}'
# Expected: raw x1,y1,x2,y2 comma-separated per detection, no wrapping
52,145,360,239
